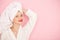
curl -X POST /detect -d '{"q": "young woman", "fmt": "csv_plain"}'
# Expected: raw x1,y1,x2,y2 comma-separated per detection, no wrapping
0,1,37,40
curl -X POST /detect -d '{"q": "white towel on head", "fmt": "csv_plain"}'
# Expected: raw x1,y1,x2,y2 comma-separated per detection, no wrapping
0,1,22,31
0,1,37,40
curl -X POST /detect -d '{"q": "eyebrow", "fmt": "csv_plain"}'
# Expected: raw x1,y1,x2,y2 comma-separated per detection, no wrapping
18,10,20,12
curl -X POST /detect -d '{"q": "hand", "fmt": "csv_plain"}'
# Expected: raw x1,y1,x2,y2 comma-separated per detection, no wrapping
22,7,27,14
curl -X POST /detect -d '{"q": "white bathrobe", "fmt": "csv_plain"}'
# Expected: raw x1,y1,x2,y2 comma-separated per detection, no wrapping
0,1,37,40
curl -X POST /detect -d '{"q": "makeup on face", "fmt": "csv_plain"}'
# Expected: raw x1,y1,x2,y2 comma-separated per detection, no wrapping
18,19,23,22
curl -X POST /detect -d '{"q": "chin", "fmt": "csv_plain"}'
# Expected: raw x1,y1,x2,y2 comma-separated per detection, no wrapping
17,22,22,25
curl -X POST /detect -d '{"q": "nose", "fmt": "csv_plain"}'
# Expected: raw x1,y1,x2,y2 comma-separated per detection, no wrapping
20,14,23,17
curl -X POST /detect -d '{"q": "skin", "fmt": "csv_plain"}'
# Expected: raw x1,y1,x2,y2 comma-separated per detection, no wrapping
0,11,23,38
10,8,27,38
0,8,27,38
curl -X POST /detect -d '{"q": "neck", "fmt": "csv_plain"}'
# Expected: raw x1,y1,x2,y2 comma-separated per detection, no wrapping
11,23,21,31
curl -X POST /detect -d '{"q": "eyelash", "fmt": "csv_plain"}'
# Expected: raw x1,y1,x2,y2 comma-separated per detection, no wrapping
15,15,23,17
16,16,18,17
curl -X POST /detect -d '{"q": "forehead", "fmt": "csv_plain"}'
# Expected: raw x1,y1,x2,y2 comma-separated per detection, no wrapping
16,10,23,15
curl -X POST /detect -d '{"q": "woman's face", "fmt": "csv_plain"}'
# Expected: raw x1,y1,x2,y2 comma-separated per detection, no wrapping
13,11,24,25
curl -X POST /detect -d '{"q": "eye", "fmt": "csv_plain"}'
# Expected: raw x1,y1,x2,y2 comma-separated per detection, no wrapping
15,15,18,17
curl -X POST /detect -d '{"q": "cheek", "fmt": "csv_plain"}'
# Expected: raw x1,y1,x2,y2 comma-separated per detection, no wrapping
13,18,19,23
13,17,24,24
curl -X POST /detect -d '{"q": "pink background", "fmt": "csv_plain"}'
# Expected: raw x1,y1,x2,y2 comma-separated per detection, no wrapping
0,0,60,40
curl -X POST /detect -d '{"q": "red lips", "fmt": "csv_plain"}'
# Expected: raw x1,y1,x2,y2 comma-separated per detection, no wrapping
18,19,23,22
